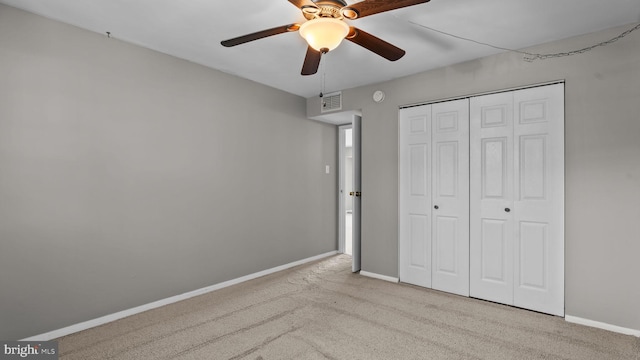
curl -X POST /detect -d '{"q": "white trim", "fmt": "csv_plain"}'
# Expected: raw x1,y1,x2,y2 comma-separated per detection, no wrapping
21,251,339,341
360,271,399,283
399,80,566,109
565,315,640,337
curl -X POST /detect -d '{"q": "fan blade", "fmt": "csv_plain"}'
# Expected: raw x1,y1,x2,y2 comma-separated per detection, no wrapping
221,24,300,47
346,27,405,61
343,0,430,19
301,46,322,75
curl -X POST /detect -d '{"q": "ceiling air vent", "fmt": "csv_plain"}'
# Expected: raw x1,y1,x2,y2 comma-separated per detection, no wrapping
321,91,342,113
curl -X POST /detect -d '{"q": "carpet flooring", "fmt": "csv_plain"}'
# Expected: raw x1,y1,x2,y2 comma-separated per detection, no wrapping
57,255,639,359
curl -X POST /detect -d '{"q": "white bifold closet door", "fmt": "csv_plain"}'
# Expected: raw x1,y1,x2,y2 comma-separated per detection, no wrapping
469,84,564,316
399,99,470,296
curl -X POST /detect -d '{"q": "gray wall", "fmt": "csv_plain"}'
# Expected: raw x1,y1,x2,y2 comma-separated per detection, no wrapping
309,24,640,331
0,5,337,340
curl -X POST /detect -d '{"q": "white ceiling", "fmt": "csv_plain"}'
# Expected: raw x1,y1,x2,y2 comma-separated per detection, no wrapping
1,0,639,98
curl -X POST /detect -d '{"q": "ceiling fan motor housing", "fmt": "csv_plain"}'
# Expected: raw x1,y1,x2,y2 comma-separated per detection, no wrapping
304,0,354,20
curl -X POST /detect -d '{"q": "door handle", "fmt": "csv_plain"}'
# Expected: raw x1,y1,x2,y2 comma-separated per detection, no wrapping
355,191,361,197
349,192,354,196
505,208,511,213
349,191,362,197
434,205,439,210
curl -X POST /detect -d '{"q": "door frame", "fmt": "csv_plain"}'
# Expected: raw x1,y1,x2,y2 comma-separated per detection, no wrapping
351,114,362,272
338,124,351,255
337,115,362,272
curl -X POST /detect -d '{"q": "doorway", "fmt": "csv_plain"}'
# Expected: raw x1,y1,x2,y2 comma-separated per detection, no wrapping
339,126,353,255
338,115,362,272
340,125,353,255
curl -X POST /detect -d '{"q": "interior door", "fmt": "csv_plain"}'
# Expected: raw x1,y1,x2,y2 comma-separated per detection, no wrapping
399,105,432,287
352,115,362,273
431,99,470,296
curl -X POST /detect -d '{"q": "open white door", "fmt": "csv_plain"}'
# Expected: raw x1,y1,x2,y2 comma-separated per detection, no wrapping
352,115,362,272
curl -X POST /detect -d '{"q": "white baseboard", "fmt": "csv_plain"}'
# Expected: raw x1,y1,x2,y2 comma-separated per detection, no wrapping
565,315,640,337
360,271,399,283
22,251,339,341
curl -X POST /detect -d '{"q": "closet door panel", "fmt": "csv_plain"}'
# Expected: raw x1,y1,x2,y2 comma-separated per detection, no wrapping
399,106,432,288
470,92,514,305
431,99,469,296
513,84,565,316
480,218,509,282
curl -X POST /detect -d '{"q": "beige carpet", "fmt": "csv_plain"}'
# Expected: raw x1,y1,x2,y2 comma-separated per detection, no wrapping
57,255,639,360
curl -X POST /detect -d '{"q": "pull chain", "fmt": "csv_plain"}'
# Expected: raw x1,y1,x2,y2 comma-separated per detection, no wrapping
319,55,326,98
322,58,326,96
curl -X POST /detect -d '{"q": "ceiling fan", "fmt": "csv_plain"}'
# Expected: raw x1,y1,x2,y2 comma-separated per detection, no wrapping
221,0,430,75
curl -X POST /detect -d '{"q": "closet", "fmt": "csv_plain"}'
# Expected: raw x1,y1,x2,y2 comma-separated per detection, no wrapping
399,83,564,316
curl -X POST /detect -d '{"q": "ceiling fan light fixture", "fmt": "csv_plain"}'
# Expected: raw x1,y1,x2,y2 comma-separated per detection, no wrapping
340,8,359,20
301,5,320,15
299,18,349,52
